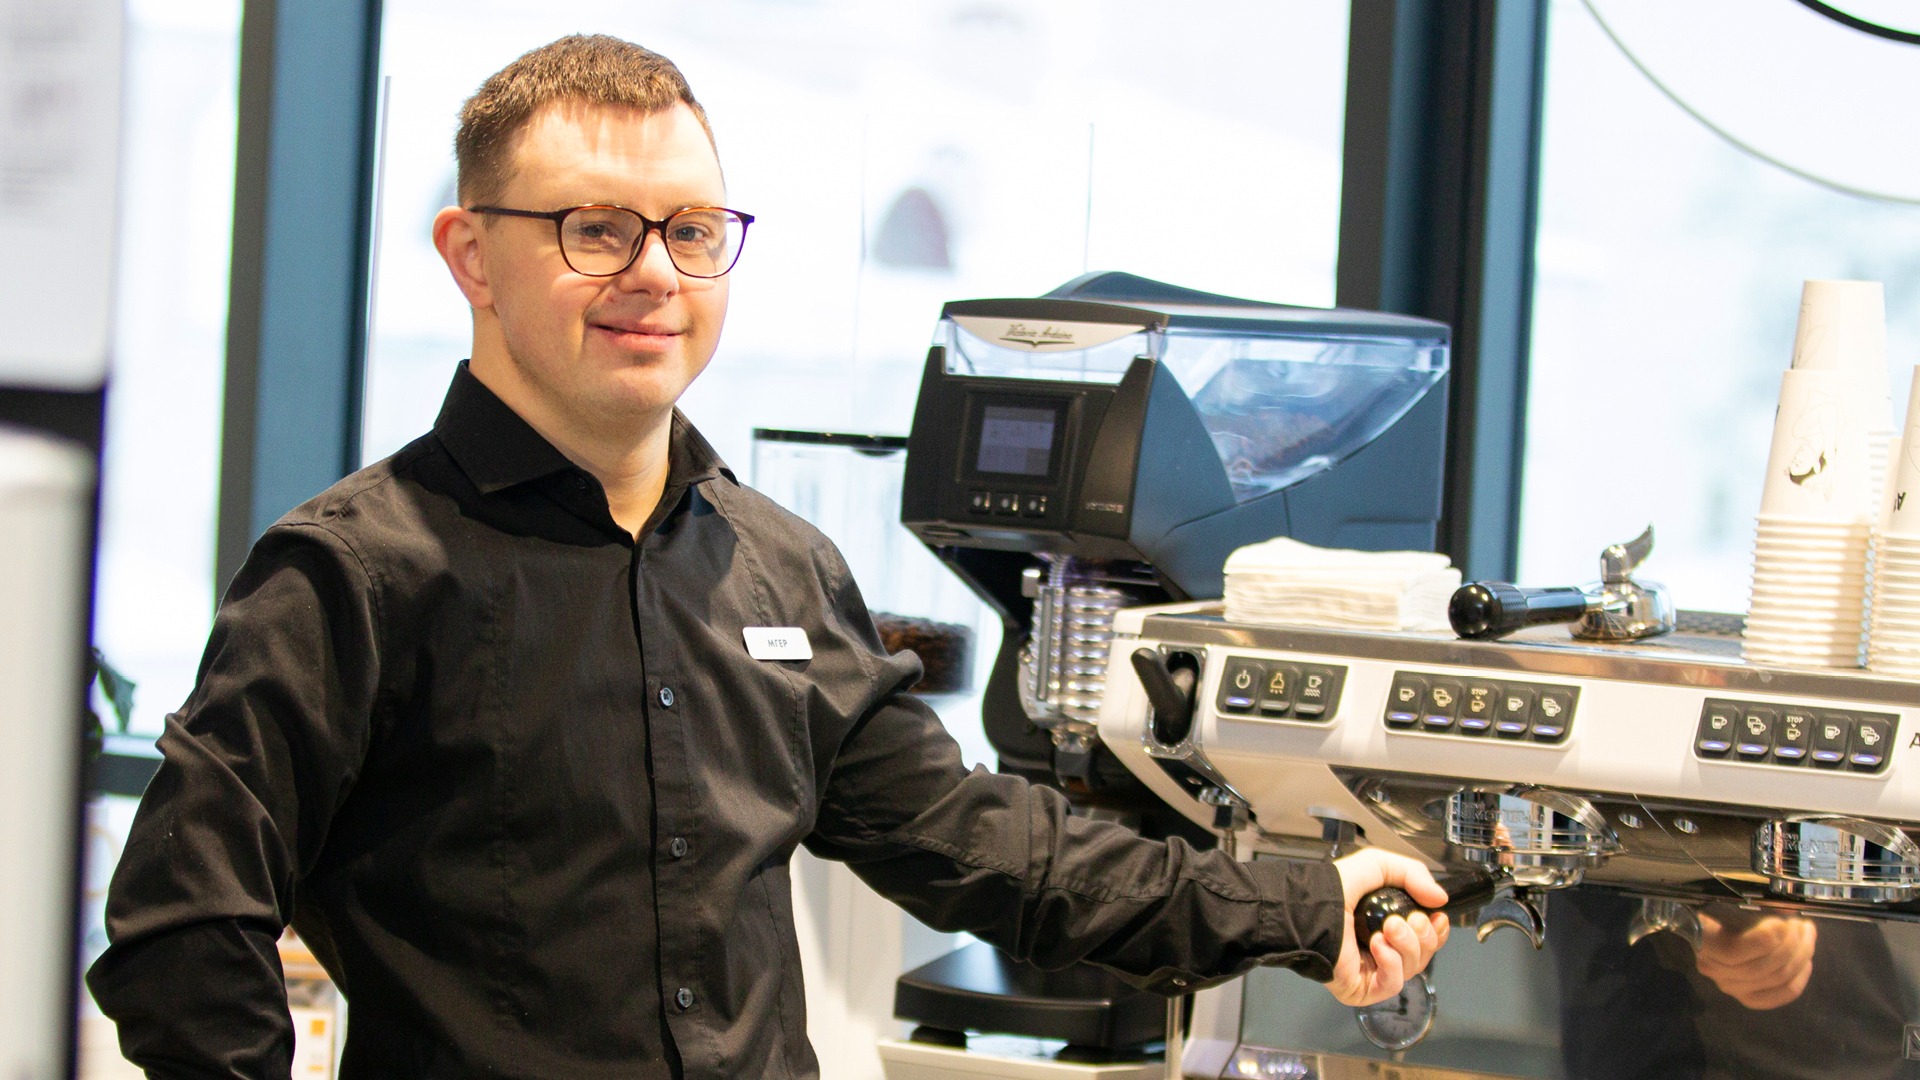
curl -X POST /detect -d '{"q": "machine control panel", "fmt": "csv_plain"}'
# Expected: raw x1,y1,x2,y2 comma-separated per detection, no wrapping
964,489,1050,519
1215,656,1347,722
1694,698,1897,773
1384,671,1580,744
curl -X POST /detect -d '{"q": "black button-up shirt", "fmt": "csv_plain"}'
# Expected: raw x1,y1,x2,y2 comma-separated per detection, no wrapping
89,363,1344,1078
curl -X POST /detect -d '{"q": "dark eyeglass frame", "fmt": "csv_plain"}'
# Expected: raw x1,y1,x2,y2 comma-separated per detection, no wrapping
466,204,756,279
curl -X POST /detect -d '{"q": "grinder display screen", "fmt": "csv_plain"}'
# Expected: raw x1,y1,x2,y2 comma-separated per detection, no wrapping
974,404,1060,477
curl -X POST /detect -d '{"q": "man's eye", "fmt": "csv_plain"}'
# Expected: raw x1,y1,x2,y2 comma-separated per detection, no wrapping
669,223,714,244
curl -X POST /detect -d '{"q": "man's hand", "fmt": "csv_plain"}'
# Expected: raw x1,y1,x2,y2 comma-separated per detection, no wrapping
1329,848,1451,1006
1695,911,1817,1010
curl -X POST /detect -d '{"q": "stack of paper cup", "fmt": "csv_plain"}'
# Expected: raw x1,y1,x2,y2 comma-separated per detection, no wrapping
1791,281,1897,502
1745,366,1875,668
1868,368,1920,676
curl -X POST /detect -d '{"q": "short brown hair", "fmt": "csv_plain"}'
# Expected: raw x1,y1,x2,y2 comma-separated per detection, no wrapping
454,34,713,206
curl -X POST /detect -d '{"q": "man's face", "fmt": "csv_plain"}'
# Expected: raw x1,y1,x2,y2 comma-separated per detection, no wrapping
458,101,730,433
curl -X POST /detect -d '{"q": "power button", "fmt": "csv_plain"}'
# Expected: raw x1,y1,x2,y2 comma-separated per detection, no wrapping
1216,658,1265,714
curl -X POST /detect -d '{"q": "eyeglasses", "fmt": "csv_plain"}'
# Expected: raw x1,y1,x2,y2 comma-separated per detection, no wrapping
466,204,755,279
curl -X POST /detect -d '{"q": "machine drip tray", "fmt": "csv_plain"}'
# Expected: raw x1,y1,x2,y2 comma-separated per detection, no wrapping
893,942,1166,1058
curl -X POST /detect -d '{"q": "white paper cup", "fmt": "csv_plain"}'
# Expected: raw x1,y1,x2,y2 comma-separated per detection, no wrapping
1752,581,1872,601
1749,599,1868,620
1793,279,1887,382
1881,367,1920,539
1759,366,1876,522
1755,525,1874,541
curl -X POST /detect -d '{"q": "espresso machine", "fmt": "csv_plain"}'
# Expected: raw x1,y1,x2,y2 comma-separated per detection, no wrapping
886,272,1452,1076
1098,598,1920,1079
889,274,1920,1080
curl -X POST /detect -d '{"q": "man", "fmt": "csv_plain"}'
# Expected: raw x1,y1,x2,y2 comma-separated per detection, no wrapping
90,35,1447,1078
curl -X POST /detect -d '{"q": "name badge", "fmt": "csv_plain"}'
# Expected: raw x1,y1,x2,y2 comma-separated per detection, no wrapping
744,627,812,661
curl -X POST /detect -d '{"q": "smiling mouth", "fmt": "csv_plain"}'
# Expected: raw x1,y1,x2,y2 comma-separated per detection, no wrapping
594,321,679,336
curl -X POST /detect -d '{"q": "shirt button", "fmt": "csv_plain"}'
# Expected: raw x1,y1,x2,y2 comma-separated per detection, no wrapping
571,475,590,491
674,987,695,1010
669,836,689,859
658,686,676,708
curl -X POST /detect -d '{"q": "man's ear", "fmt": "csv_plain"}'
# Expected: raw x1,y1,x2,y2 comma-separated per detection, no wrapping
433,206,492,310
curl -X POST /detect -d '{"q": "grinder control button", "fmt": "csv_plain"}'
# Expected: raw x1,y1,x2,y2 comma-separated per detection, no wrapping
1736,707,1777,758
1811,713,1852,766
1851,716,1894,771
991,492,1021,515
1258,665,1299,716
1495,687,1535,737
1294,666,1343,719
1217,659,1264,714
1773,709,1813,763
1460,683,1498,734
966,490,992,514
1422,680,1462,730
1695,701,1737,755
1384,674,1425,728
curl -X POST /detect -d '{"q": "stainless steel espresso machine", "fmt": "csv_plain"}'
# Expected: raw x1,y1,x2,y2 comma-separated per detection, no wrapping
1103,609,1920,1080
887,273,1452,1077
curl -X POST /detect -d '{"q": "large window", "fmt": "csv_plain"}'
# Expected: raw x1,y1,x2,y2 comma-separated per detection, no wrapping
1518,0,1920,611
80,0,243,1075
359,1,1351,467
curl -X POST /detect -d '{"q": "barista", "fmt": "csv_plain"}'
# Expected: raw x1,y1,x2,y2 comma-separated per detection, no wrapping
86,34,1449,1077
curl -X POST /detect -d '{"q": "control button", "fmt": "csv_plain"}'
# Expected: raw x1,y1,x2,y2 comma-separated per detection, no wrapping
966,490,993,514
1217,658,1264,714
1851,716,1893,771
1532,687,1576,742
1774,709,1813,764
1258,664,1298,716
1020,493,1049,517
1459,682,1498,734
1294,665,1341,719
1384,673,1426,728
668,836,690,859
1496,686,1535,737
1735,707,1777,758
1422,679,1462,731
1811,713,1852,767
1695,700,1737,755
991,492,1021,515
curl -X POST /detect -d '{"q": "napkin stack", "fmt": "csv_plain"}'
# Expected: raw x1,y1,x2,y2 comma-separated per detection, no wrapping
1223,537,1460,631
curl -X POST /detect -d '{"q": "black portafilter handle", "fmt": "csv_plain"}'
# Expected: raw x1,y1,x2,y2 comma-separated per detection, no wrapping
1354,869,1500,946
1448,581,1592,640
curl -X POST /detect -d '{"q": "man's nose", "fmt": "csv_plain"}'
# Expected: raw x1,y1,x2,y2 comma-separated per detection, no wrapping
615,226,679,294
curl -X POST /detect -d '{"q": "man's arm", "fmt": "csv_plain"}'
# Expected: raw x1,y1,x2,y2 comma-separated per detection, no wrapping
803,559,1443,1003
87,523,379,1077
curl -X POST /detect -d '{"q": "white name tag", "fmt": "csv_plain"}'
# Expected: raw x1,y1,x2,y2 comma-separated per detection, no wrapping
744,627,812,661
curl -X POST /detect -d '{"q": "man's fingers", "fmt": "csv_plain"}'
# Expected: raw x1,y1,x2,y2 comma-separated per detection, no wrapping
1695,917,1817,1011
1368,918,1409,995
1396,859,1449,910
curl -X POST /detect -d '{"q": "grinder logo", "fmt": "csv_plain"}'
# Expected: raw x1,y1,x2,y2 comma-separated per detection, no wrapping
997,322,1077,349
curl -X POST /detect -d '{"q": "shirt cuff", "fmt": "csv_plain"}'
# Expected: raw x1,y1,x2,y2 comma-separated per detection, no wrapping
1249,855,1346,984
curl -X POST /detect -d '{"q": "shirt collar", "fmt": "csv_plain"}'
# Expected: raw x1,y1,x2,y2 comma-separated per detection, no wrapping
433,360,732,496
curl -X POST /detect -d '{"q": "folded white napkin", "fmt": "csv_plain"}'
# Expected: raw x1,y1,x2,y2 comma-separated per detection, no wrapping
1223,536,1460,631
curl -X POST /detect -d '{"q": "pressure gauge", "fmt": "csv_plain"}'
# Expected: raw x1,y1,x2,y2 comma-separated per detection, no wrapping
1354,971,1436,1052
